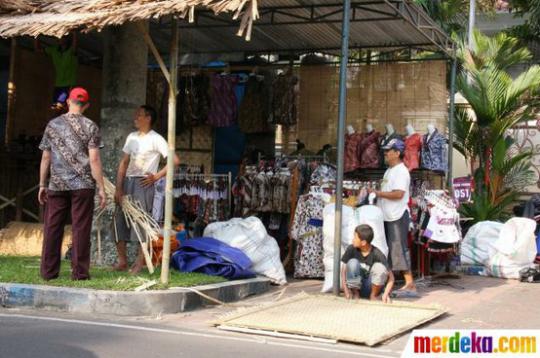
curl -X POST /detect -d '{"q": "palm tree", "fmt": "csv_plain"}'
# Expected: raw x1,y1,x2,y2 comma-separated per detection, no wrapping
454,30,540,222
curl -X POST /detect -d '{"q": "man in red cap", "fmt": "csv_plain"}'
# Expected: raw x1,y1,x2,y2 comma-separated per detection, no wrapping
38,87,106,280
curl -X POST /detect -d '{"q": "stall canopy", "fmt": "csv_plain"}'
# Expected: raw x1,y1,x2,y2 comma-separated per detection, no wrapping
0,0,453,57
0,0,456,289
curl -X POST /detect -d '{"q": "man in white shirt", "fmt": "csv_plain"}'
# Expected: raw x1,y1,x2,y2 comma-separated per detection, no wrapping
113,105,177,274
374,138,416,292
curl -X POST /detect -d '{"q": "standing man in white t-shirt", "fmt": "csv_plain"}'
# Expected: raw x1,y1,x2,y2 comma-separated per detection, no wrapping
113,105,177,274
374,138,416,292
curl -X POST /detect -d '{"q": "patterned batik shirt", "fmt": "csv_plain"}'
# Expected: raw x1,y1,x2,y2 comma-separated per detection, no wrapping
39,113,102,191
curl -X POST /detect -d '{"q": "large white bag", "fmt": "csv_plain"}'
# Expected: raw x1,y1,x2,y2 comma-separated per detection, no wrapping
354,205,388,257
204,217,287,285
461,221,503,266
321,204,357,293
487,218,537,279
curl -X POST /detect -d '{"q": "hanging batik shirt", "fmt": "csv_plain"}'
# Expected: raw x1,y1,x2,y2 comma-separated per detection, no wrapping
207,74,239,127
290,194,325,278
358,131,381,169
404,133,422,171
421,129,448,173
39,113,102,191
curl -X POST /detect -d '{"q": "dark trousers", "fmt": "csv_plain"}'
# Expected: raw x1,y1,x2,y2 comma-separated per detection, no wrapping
41,189,95,280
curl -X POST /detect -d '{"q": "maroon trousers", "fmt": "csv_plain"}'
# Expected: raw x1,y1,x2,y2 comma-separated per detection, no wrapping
41,189,95,280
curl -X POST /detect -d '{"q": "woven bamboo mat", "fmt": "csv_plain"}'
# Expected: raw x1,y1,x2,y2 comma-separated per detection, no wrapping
215,292,446,346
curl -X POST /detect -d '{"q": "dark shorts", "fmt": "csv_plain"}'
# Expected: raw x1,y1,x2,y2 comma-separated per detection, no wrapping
384,210,411,272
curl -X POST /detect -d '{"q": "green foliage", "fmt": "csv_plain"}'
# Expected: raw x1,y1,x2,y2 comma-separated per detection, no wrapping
507,0,540,38
455,30,540,223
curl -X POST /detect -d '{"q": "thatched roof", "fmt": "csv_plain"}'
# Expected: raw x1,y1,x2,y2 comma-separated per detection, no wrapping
0,0,258,38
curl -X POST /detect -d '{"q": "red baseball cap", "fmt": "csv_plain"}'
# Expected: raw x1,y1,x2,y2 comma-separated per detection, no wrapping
68,87,89,103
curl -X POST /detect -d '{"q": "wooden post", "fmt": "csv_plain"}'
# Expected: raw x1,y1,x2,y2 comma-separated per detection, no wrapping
160,19,179,285
6,38,16,146
15,187,22,221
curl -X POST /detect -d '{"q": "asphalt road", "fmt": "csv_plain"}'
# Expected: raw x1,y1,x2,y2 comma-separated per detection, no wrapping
0,312,401,358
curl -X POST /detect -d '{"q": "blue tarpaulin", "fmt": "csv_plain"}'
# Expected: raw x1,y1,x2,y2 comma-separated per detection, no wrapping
171,237,255,280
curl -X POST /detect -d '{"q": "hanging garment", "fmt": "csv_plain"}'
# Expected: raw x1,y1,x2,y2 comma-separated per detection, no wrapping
424,206,461,244
404,133,422,171
178,74,211,128
272,72,298,126
207,74,239,127
421,129,448,173
309,164,337,185
238,75,272,133
379,132,402,168
171,237,255,279
358,131,381,169
344,132,362,172
290,194,325,278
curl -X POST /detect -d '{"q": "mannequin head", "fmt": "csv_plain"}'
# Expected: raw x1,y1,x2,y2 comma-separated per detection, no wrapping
406,124,415,136
385,124,395,136
427,124,436,135
347,125,355,135
366,124,374,133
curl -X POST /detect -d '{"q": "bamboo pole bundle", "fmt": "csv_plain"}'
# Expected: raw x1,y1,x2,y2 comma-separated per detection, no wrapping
95,178,160,273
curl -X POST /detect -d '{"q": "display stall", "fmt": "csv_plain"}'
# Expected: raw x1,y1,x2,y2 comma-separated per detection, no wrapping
0,0,459,288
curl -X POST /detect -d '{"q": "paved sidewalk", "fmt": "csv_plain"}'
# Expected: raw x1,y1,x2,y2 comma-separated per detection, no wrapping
151,275,540,351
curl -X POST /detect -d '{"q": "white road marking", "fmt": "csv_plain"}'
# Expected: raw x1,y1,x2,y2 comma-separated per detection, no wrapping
0,313,401,357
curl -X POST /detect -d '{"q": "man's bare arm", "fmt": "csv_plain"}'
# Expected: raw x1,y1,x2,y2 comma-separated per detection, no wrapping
89,148,106,208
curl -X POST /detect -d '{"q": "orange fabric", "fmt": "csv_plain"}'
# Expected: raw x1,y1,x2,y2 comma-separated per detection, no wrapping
404,133,422,171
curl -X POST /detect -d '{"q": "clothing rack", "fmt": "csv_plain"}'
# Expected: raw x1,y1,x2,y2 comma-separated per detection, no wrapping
257,153,329,164
173,172,233,218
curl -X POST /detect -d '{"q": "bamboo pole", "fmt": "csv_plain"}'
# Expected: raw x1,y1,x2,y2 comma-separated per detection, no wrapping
5,38,16,146
136,21,171,84
161,18,179,285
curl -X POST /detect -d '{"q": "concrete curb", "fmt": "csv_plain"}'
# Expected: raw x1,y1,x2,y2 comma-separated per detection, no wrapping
0,277,270,316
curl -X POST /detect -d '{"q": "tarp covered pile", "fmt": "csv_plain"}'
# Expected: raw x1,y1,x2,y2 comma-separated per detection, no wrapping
171,217,287,284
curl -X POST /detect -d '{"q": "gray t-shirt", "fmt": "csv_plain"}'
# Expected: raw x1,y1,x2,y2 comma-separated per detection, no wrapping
39,113,101,191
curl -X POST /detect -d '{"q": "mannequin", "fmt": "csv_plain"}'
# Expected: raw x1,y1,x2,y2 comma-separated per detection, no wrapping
404,124,421,171
379,123,401,168
421,123,448,173
345,124,362,172
366,123,374,133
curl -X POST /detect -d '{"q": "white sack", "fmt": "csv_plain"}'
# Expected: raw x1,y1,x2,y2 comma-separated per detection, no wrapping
487,217,537,279
461,221,503,266
355,204,388,257
321,204,357,293
204,217,287,285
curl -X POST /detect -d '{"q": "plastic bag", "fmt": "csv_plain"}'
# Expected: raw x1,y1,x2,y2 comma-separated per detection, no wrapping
487,218,537,279
204,217,287,285
321,204,357,293
460,221,502,266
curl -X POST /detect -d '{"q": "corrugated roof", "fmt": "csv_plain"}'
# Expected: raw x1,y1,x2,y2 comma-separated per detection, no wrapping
172,0,453,56
0,0,454,57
